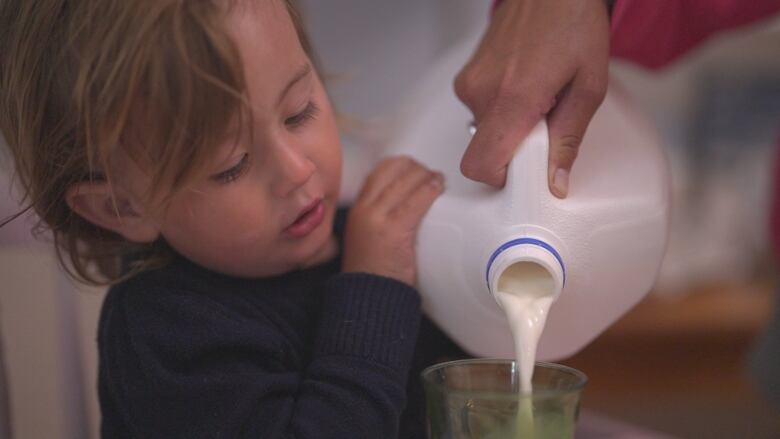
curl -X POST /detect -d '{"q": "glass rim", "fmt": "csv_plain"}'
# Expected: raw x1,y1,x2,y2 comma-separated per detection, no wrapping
420,358,588,399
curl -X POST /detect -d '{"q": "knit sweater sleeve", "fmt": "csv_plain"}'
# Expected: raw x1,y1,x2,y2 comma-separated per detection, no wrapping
98,273,421,439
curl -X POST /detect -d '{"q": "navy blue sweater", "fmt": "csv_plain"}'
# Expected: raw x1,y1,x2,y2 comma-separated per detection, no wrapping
98,210,465,438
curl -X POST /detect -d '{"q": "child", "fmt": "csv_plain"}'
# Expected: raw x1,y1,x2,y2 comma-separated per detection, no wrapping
0,0,465,437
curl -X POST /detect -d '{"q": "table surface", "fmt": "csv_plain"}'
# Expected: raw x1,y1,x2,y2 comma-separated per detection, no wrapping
576,410,677,439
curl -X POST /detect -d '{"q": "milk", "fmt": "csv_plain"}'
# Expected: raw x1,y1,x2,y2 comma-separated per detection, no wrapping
495,262,556,393
495,262,555,437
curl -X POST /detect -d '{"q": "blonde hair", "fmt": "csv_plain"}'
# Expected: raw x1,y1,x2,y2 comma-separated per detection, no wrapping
0,0,311,284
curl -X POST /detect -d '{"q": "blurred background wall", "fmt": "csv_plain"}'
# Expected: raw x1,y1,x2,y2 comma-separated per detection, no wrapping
1,1,779,438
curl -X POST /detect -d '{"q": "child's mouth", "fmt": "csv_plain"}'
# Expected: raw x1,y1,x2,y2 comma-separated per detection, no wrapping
284,198,325,238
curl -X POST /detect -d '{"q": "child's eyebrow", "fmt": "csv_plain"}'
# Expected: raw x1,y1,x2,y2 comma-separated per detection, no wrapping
277,63,312,106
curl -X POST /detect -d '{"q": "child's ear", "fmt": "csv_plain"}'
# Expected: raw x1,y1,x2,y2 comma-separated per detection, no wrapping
65,182,161,243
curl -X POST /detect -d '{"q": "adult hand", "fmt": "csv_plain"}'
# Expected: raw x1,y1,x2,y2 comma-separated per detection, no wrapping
454,0,610,197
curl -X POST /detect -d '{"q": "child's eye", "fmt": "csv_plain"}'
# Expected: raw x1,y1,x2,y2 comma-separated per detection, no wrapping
285,102,319,128
212,153,249,184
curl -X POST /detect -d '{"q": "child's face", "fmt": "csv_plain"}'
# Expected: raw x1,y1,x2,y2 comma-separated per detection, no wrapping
129,1,342,277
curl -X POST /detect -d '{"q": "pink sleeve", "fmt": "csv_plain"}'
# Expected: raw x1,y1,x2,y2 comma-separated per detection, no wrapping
610,0,780,69
491,0,780,69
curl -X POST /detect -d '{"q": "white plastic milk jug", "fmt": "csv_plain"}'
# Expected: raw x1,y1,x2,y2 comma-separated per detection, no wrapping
385,34,671,361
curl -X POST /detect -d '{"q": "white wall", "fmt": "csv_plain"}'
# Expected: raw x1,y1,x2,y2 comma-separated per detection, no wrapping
0,158,98,438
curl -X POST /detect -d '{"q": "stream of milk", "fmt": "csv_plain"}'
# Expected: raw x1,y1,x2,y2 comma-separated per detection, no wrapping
495,261,556,392
494,261,556,436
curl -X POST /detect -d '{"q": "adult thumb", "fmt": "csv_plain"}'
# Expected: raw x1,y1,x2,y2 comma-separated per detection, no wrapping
547,74,606,198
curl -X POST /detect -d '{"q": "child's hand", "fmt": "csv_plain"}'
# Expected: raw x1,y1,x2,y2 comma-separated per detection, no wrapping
343,156,444,286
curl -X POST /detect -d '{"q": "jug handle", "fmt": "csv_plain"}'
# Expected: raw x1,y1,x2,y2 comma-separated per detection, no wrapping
504,119,550,197
469,119,550,196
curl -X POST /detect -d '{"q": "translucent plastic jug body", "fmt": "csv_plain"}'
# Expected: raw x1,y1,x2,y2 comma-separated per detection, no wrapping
385,36,671,360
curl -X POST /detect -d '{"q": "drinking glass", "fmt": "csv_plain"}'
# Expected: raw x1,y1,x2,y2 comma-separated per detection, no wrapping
422,359,587,438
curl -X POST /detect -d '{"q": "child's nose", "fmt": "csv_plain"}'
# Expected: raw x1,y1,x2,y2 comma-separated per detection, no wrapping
270,142,316,197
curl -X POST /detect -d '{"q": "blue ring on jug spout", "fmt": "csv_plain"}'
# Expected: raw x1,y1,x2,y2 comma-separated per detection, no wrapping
485,238,566,289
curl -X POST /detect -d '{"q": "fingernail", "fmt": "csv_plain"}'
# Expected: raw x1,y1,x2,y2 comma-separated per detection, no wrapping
553,168,569,197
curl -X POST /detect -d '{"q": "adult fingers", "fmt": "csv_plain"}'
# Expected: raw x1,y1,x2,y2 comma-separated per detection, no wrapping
459,96,549,188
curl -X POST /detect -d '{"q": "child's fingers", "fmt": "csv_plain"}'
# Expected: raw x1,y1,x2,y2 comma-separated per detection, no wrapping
391,171,444,228
356,156,416,203
372,164,435,214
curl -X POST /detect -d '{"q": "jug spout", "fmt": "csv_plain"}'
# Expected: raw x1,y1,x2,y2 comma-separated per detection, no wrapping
486,238,565,306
